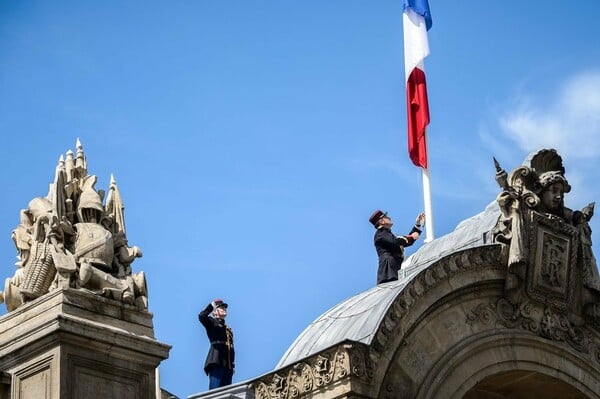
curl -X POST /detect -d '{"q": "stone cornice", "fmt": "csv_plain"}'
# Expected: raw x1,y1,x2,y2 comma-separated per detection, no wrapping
0,288,170,370
250,341,373,399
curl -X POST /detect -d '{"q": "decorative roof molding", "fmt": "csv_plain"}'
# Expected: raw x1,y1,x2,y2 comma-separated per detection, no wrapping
250,341,373,399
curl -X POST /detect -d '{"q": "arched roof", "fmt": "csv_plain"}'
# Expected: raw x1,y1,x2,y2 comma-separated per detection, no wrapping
276,201,501,369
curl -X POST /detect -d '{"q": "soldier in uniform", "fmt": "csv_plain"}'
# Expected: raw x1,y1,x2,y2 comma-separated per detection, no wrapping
198,299,235,390
369,210,425,284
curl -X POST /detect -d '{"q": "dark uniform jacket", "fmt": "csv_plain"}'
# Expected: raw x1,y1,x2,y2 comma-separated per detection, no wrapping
198,304,235,374
374,225,421,284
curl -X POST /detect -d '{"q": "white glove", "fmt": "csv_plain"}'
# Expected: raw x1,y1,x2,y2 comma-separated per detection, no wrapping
415,212,426,228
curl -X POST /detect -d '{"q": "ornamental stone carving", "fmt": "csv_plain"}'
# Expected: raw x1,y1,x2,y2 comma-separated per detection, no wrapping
467,297,600,365
250,342,373,399
492,149,600,326
0,139,148,312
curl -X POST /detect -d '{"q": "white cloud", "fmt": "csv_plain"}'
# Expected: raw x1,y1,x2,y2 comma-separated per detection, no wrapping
498,70,600,160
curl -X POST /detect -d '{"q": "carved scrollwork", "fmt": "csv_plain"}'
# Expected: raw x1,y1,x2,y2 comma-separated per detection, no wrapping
254,373,288,399
467,298,600,364
251,342,372,399
466,302,493,325
289,364,312,396
466,298,538,333
539,307,588,353
347,344,373,379
334,352,347,381
506,166,542,209
313,354,332,386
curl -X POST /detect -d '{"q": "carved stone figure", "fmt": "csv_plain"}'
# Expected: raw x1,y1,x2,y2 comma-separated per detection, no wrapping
1,197,58,311
493,149,600,324
0,139,147,311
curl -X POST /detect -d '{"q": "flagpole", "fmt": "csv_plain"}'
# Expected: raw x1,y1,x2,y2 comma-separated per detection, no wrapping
402,0,434,242
421,129,434,242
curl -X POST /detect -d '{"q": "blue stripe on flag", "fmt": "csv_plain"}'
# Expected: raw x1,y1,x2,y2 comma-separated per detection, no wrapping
402,0,433,31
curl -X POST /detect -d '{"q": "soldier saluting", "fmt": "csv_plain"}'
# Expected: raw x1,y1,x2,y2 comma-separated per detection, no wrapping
198,299,235,390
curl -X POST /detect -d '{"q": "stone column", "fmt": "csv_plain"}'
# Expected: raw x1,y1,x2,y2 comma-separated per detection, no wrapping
0,288,170,399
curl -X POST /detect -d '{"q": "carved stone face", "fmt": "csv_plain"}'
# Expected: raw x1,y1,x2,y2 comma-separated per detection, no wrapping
541,182,565,213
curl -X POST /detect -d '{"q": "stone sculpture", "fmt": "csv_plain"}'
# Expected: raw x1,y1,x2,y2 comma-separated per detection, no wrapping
0,139,147,312
492,149,600,324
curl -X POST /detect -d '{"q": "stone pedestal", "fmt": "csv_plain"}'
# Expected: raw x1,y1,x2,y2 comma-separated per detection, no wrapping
0,288,170,399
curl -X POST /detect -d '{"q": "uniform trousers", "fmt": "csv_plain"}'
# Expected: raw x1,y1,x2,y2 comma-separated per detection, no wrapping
208,366,233,389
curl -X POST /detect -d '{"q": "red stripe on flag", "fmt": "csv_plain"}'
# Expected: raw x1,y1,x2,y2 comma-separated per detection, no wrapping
406,67,430,169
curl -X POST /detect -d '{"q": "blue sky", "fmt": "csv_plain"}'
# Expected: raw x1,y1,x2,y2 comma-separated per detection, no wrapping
1,1,600,397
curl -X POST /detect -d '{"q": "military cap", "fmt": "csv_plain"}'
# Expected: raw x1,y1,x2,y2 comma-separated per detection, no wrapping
369,209,388,226
213,299,228,309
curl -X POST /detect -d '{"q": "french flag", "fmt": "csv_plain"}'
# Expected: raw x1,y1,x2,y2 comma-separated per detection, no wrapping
403,0,432,169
